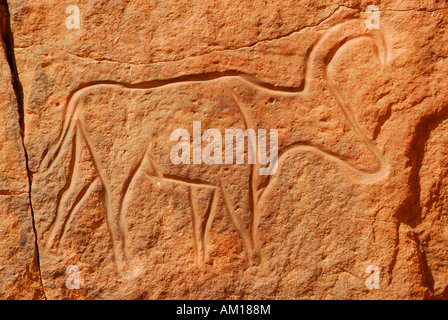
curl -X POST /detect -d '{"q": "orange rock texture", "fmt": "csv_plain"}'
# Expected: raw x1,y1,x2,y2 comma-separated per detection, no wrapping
0,0,448,299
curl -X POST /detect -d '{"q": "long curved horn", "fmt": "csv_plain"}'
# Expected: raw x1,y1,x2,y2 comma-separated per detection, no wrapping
256,19,390,206
305,18,387,93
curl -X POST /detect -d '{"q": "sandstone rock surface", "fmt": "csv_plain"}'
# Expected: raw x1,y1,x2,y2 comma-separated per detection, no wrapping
1,0,448,299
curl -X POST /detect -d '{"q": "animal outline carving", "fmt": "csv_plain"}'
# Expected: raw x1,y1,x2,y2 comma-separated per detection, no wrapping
40,19,391,273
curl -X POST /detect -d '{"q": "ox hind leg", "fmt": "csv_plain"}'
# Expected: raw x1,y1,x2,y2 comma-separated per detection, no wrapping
46,123,99,252
77,120,131,274
45,120,130,273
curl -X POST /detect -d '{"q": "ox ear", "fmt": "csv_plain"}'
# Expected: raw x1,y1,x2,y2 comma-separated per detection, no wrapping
306,19,387,93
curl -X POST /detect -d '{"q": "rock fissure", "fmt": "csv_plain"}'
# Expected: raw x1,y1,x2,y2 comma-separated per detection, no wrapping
1,0,46,299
